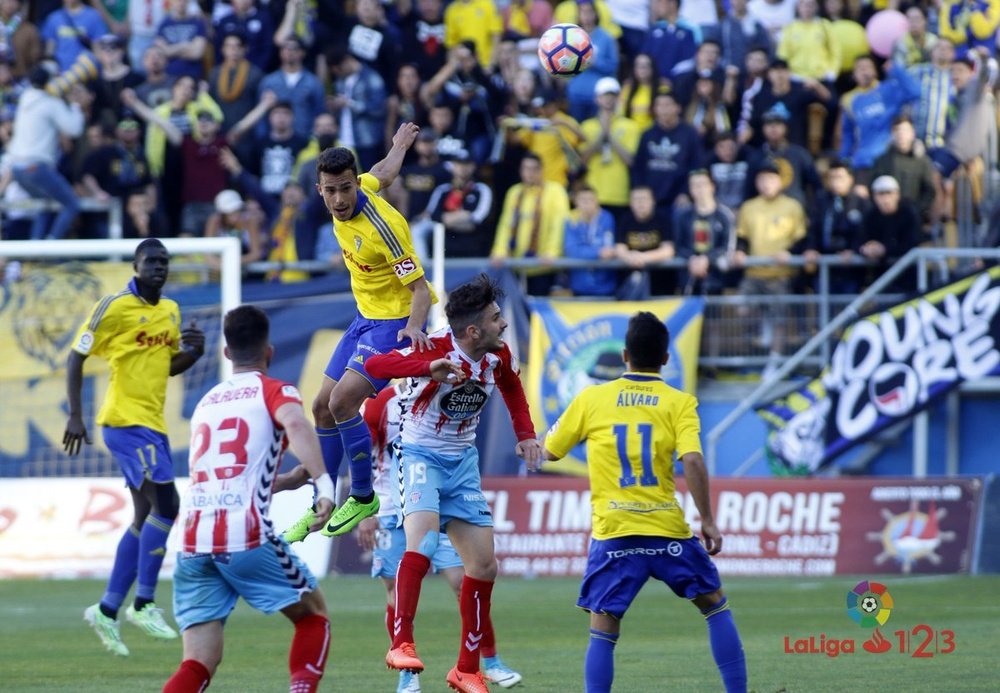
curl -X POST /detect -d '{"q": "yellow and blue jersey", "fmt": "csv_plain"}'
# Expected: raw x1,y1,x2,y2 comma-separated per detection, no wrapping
71,279,181,433
545,372,701,540
332,173,437,320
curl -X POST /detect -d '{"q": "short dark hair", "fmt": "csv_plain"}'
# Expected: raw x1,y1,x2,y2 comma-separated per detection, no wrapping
521,151,542,166
626,312,669,371
221,31,246,46
134,237,166,261
316,147,358,177
892,114,913,127
224,305,270,365
445,274,505,334
827,158,853,173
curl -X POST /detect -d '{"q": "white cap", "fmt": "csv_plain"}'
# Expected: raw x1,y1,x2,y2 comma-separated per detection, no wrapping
214,189,243,214
870,175,900,194
594,77,621,97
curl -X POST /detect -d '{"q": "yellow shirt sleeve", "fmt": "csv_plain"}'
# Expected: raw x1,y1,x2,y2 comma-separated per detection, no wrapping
491,185,518,258
619,119,640,155
71,294,120,358
544,390,589,459
360,172,382,194
540,184,569,259
674,395,703,457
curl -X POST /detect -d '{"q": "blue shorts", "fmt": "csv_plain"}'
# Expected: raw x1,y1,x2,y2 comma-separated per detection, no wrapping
398,442,492,529
577,536,722,620
371,515,463,578
324,313,410,392
172,537,317,631
928,147,961,178
102,426,174,488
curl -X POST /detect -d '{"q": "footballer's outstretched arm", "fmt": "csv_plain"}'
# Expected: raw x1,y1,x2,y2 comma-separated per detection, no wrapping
682,451,723,555
369,122,420,190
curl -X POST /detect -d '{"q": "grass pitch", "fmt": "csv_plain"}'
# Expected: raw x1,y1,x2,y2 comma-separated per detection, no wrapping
1,574,997,692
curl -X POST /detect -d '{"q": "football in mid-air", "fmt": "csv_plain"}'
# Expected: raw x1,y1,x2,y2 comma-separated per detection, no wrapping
537,23,593,77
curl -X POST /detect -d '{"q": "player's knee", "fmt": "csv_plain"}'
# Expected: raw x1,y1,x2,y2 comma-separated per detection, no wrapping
692,589,725,611
153,483,180,519
415,530,439,559
312,395,334,427
465,556,498,581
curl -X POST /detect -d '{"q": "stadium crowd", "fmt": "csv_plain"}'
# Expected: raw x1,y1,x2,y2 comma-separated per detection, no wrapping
1,0,999,304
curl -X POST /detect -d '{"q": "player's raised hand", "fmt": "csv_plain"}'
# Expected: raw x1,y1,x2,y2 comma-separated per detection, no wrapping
63,414,92,456
392,122,420,151
429,357,465,384
310,498,335,531
398,325,432,352
701,519,723,555
181,319,206,356
515,438,544,471
355,516,379,551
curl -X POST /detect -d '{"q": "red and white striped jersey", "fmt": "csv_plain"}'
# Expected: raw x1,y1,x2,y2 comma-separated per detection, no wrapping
366,331,536,457
181,371,303,553
363,383,404,519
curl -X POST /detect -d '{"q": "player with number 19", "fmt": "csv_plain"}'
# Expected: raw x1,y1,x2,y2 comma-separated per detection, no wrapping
542,312,747,693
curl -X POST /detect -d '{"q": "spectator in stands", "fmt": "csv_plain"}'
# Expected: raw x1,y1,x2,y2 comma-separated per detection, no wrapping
154,0,208,80
579,77,640,223
123,189,165,238
397,130,452,259
749,0,797,43
823,0,868,93
244,101,308,211
399,0,447,81
422,42,503,165
80,116,153,207
123,0,182,72
894,5,938,68
563,183,617,297
739,57,831,148
707,0,771,70
385,64,427,154
491,152,569,295
509,88,584,188
327,45,387,171
909,38,955,150
213,0,273,72
1,0,41,79
839,56,921,181
871,115,937,226
632,89,703,218
939,0,1000,58
204,188,263,267
860,175,920,290
566,0,619,122
208,31,264,162
444,0,502,69
684,68,735,147
503,0,553,37
91,34,141,123
265,180,312,283
8,64,85,240
553,0,620,41
615,185,675,297
259,36,325,140
134,44,173,108
777,0,839,84
802,159,868,294
428,149,493,257
752,104,820,207
708,130,752,211
674,169,738,296
619,53,662,132
641,0,701,78
426,99,468,160
733,161,807,369
42,0,107,71
346,0,401,86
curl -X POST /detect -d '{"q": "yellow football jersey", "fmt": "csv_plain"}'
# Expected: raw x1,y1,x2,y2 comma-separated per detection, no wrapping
332,173,437,320
71,284,181,433
545,373,701,540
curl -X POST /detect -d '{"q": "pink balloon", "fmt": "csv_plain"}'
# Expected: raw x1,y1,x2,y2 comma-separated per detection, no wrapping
866,9,909,58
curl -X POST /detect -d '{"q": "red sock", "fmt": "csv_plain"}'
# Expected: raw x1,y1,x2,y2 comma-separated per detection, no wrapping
163,659,211,693
457,576,494,673
385,604,395,643
480,613,497,659
289,613,330,693
392,551,430,647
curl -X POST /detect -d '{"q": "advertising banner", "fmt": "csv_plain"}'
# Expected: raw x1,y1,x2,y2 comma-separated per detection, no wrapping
757,268,1000,475
479,476,984,578
525,297,704,476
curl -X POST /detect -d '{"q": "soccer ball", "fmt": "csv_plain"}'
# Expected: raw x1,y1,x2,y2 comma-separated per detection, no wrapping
861,596,878,613
537,23,594,78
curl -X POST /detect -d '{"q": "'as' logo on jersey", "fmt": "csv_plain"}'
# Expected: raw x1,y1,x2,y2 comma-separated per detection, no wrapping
392,257,417,279
440,382,488,420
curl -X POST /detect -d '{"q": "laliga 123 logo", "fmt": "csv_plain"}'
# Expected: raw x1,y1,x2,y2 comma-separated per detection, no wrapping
783,579,957,658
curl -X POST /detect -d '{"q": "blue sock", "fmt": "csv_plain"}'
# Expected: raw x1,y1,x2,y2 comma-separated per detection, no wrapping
100,525,140,616
585,628,617,693
338,414,373,497
135,513,173,602
701,598,747,693
483,655,501,668
316,424,345,480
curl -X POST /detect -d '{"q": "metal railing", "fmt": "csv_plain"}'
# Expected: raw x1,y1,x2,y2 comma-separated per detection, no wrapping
0,197,123,239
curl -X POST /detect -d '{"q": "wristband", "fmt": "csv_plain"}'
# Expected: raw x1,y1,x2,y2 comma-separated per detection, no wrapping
314,473,335,504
